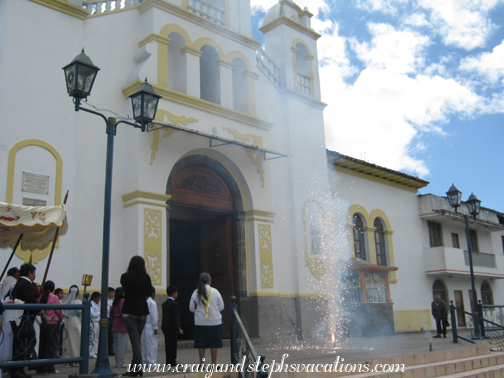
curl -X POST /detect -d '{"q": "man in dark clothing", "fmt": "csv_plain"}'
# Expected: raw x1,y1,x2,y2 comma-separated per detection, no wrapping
162,285,183,366
431,294,449,338
9,264,42,378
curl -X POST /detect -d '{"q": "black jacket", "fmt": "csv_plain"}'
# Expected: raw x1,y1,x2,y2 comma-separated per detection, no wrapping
162,298,180,335
12,277,39,317
120,271,152,316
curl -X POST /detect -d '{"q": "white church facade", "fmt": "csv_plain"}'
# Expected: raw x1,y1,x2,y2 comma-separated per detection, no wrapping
1,0,503,343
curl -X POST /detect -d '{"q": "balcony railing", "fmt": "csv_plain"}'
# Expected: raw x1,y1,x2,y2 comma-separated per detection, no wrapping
464,250,497,268
83,0,141,15
297,73,312,96
256,48,281,89
186,0,226,26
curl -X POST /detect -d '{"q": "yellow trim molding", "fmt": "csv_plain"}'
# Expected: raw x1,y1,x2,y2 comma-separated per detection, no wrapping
370,209,397,283
7,139,63,205
302,198,327,280
124,200,168,209
122,190,171,204
259,224,274,288
180,46,203,57
246,210,276,218
122,81,273,130
139,33,171,48
260,16,321,40
393,310,432,332
144,208,162,285
30,0,89,19
7,139,63,263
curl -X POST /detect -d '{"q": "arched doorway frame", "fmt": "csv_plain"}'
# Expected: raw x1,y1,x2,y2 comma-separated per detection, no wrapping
165,151,253,333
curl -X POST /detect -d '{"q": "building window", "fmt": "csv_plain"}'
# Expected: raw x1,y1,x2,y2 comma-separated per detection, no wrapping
451,233,460,249
428,221,443,247
432,279,448,304
353,214,366,260
232,58,249,113
374,218,387,266
365,271,387,303
200,45,221,105
481,282,494,305
470,230,478,252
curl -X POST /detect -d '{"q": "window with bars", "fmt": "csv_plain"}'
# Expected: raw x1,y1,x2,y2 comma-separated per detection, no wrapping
365,271,387,303
428,221,443,247
432,279,448,304
374,218,387,266
481,281,494,305
353,214,366,260
470,230,479,252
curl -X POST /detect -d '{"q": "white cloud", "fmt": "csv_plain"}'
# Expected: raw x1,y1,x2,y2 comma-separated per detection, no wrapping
460,40,504,84
418,0,502,50
350,23,430,74
402,12,429,27
323,68,482,177
356,0,408,15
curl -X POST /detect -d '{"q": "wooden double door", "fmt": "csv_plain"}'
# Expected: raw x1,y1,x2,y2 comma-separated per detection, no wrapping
168,164,237,339
170,214,235,339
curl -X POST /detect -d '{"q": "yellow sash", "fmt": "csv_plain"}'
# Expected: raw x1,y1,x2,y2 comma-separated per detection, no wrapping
203,287,213,320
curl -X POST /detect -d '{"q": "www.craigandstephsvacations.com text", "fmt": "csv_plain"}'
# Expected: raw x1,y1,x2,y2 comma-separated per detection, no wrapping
126,354,406,378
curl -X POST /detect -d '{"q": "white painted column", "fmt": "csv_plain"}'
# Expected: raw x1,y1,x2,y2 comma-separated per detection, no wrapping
217,59,234,108
122,190,171,289
180,46,202,98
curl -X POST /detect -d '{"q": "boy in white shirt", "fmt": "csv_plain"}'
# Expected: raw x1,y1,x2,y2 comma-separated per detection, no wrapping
89,291,101,359
142,286,159,365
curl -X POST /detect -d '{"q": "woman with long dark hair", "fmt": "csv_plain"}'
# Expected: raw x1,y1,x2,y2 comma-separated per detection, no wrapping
189,273,224,364
120,256,152,376
37,280,63,374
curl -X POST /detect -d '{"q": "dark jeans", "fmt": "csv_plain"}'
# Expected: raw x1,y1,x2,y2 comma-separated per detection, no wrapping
124,315,146,366
11,314,36,373
108,318,114,354
435,318,448,335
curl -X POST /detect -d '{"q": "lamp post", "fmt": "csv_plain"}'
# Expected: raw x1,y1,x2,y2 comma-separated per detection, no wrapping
446,184,483,339
63,49,161,377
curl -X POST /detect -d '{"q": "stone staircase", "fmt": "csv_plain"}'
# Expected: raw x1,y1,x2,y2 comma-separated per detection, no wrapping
334,345,504,378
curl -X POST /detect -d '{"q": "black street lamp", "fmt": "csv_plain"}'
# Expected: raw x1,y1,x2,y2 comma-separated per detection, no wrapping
446,184,483,339
63,50,160,377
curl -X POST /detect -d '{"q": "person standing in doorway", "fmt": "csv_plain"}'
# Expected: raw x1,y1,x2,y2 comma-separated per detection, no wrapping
431,294,449,338
162,284,183,366
189,273,224,365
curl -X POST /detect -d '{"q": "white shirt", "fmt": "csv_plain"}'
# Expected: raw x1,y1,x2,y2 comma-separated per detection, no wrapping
189,285,224,326
146,297,158,330
90,301,100,322
107,297,113,318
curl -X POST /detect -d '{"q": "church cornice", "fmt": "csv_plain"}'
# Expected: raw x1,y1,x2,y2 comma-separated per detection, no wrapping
30,0,89,20
138,0,262,50
122,80,274,130
259,16,321,40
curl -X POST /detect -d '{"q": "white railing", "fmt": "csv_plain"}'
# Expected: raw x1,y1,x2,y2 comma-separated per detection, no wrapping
464,250,497,268
83,0,141,15
297,72,312,96
186,0,226,26
256,47,281,88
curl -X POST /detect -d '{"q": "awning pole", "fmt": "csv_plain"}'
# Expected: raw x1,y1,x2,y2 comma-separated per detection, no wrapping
42,191,69,286
0,233,23,282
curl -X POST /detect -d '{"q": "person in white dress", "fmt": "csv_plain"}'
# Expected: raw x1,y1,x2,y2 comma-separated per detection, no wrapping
62,285,82,366
89,291,101,359
142,286,159,365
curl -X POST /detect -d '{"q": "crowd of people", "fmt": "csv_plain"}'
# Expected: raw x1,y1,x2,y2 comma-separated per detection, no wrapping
0,256,225,378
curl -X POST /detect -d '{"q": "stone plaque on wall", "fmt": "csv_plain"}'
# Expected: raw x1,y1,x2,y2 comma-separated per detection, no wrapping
22,172,49,195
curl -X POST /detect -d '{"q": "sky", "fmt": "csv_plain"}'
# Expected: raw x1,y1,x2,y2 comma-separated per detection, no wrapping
250,0,504,213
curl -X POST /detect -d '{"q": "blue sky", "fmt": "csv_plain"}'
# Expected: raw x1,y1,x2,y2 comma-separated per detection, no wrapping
251,0,504,213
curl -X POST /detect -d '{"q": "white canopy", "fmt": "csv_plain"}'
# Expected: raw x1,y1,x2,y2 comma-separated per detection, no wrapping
0,202,68,251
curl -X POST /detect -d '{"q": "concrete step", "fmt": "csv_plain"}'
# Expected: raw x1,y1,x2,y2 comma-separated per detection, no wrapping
332,347,504,378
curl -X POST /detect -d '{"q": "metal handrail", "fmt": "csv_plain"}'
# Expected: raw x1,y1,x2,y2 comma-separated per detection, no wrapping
230,296,266,378
450,301,504,344
0,294,91,375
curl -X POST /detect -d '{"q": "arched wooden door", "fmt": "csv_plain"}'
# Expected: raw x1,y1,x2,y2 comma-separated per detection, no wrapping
168,164,236,339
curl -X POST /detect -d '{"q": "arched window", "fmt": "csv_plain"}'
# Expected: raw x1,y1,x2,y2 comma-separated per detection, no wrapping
167,32,187,94
232,58,248,113
294,42,312,96
374,218,387,266
353,214,366,260
481,282,494,305
432,279,448,304
200,45,221,104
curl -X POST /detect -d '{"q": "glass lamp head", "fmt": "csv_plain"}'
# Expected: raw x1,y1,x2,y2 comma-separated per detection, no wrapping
129,78,161,127
63,49,100,101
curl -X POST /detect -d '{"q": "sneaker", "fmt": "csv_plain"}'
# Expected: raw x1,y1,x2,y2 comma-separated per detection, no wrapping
433,335,441,338
443,334,447,338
